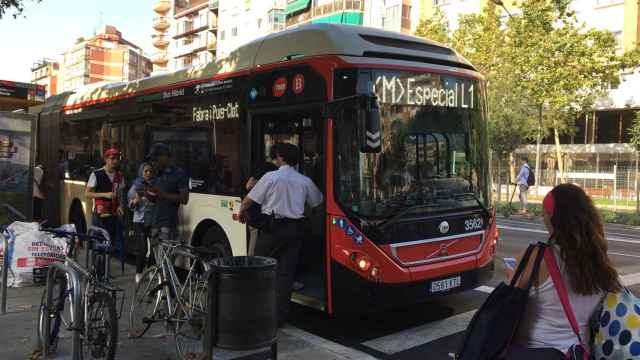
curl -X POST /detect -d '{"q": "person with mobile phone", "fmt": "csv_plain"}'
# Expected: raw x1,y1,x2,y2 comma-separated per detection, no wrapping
128,162,155,283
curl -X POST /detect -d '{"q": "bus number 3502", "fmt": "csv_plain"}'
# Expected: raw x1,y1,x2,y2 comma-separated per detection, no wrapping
464,218,483,231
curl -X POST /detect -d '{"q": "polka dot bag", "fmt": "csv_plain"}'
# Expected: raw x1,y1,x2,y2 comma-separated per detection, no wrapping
592,288,640,359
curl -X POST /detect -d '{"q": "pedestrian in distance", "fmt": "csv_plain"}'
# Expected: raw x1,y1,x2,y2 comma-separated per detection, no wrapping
32,161,46,221
236,142,324,327
502,183,620,359
515,157,532,214
128,162,155,283
85,148,125,247
145,143,189,242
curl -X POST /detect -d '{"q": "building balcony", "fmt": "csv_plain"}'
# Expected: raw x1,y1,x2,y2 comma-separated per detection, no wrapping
208,16,218,31
286,0,364,27
152,34,170,49
207,40,217,52
153,16,171,31
153,0,171,14
151,52,169,66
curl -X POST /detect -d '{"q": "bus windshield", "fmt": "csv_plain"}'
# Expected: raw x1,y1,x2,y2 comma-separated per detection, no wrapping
334,70,489,219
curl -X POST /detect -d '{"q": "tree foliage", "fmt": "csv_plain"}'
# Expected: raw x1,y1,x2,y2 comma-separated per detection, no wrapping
629,112,640,150
414,0,640,177
0,0,41,19
414,7,450,45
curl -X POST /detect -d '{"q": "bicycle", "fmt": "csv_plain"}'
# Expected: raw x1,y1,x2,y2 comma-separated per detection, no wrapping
129,237,214,360
36,228,124,360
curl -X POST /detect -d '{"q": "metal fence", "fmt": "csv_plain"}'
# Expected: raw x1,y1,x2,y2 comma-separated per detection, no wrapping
492,163,640,209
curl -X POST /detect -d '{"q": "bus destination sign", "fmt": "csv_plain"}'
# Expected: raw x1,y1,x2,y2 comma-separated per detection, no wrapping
192,101,240,122
374,74,476,109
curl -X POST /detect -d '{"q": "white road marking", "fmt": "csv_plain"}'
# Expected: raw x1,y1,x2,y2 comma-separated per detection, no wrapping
498,225,640,245
474,285,495,294
621,272,640,287
362,310,476,355
281,325,378,360
608,252,640,259
499,221,640,241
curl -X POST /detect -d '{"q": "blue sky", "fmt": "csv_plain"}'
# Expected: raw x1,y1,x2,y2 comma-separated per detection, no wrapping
0,0,156,82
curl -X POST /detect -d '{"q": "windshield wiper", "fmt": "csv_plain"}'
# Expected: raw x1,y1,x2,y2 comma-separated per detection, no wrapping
453,192,491,219
379,203,443,229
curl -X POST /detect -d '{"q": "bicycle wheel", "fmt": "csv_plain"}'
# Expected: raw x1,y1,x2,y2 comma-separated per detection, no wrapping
173,277,208,360
129,266,163,338
38,271,71,355
81,291,117,360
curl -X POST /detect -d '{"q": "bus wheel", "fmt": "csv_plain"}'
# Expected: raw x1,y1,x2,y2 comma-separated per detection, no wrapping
201,227,231,260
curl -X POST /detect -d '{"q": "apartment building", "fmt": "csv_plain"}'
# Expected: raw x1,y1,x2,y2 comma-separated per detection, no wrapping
216,0,287,59
59,25,153,93
171,0,218,69
30,59,59,97
286,0,428,34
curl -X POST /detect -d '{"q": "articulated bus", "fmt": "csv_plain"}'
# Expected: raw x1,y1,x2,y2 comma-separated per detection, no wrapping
37,24,497,313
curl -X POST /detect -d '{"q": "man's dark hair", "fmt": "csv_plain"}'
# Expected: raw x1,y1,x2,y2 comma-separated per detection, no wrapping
521,157,529,163
146,143,171,161
271,143,300,166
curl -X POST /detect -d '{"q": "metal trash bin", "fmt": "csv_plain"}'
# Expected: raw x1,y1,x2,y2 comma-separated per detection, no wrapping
206,256,278,359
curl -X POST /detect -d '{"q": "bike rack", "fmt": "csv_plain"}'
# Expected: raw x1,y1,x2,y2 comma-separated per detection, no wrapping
1,231,8,314
87,225,111,279
44,262,83,360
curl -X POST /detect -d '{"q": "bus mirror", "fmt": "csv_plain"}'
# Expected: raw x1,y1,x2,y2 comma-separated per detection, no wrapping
358,95,381,153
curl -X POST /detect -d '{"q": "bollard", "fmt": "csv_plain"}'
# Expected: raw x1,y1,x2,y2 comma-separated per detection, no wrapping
44,262,83,360
1,231,8,314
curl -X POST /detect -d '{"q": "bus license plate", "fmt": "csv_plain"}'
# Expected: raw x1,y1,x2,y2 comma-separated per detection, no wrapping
430,276,461,294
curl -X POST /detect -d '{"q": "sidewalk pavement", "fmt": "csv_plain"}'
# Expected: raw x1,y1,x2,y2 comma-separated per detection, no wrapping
0,256,377,360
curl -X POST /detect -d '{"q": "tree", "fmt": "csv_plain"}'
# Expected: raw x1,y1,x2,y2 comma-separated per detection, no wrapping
414,7,450,45
0,0,41,19
628,111,640,213
508,0,632,183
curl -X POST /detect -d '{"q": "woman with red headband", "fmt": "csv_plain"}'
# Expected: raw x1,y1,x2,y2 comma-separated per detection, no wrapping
503,183,620,359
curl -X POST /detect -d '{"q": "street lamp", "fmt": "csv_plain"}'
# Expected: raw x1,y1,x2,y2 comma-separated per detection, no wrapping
491,0,513,19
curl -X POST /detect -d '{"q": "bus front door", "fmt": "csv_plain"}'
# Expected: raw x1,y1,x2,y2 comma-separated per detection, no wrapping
250,107,327,311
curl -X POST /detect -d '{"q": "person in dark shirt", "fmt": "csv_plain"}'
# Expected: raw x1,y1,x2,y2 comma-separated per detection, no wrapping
145,143,189,242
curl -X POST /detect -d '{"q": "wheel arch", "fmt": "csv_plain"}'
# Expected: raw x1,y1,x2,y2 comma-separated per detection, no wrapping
191,219,233,256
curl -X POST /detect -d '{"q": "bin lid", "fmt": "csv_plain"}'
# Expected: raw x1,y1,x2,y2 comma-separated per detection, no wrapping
210,256,277,273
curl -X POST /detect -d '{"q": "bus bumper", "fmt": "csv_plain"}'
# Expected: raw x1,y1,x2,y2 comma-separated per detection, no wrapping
331,260,494,314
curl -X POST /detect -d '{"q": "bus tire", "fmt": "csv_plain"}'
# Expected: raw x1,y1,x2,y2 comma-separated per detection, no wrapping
70,201,86,234
201,226,232,260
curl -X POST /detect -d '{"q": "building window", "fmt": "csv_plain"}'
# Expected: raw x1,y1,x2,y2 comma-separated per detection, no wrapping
433,0,449,5
612,30,623,49
232,27,238,36
258,18,263,29
220,30,225,40
268,9,285,32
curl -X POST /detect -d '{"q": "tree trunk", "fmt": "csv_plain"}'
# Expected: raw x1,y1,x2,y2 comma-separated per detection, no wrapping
553,120,565,183
497,155,502,203
636,151,639,214
535,106,543,196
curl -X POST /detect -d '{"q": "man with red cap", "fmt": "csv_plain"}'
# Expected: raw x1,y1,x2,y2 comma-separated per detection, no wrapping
85,148,125,248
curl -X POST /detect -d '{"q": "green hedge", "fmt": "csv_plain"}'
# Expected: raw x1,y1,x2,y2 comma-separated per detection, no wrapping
494,202,640,226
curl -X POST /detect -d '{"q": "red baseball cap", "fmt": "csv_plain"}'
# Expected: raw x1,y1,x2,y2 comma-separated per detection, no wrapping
104,148,121,158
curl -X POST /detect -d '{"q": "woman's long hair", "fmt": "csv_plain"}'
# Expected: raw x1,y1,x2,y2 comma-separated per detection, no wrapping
548,183,620,295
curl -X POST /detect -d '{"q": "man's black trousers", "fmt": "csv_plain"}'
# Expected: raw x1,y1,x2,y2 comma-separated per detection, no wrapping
255,220,302,326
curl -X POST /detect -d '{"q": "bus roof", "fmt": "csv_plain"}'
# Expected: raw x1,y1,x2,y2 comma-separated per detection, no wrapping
61,23,476,109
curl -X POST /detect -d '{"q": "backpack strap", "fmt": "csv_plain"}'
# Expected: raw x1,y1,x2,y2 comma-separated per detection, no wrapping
544,246,590,359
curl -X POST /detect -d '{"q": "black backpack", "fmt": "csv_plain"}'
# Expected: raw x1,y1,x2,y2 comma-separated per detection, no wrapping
526,165,535,186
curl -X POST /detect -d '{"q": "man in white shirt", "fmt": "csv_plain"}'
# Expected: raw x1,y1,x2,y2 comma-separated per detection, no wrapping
238,143,323,326
85,148,126,246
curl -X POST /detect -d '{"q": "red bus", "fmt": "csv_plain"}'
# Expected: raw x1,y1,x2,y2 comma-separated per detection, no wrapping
37,23,497,314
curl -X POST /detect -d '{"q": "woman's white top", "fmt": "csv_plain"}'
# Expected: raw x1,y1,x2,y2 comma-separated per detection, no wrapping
515,248,603,353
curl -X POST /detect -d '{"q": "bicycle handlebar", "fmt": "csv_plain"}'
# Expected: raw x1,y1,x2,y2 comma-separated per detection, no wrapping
40,228,107,243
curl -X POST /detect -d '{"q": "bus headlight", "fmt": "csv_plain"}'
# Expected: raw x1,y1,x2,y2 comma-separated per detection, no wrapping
350,252,371,272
